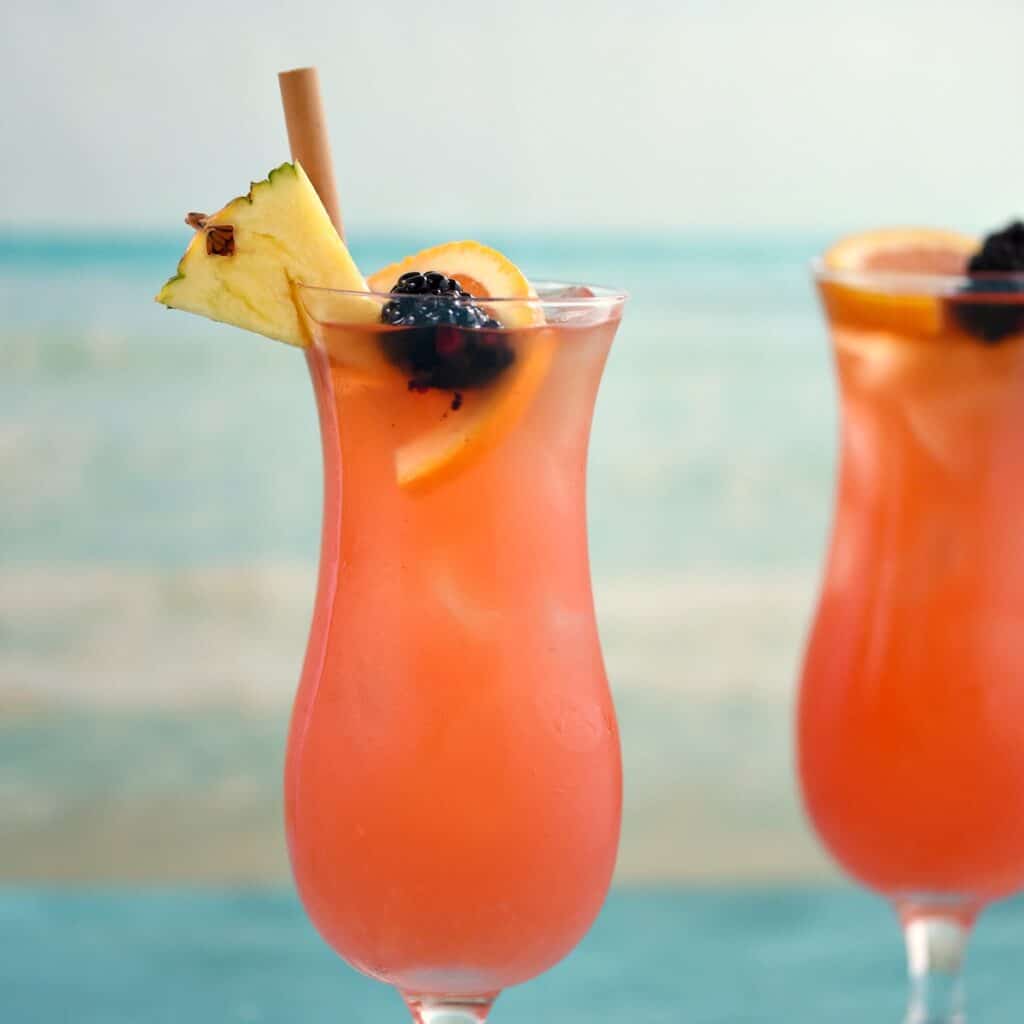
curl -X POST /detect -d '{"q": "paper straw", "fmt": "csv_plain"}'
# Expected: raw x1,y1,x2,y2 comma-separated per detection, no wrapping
278,67,344,238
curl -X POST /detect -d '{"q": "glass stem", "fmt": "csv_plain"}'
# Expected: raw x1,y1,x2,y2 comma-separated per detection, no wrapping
403,995,496,1024
901,911,972,1024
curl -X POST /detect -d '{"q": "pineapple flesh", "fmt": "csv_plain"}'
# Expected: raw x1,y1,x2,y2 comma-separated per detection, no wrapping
155,162,375,346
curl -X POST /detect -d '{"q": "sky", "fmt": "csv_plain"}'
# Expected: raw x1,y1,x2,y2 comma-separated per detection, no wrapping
3,0,1024,233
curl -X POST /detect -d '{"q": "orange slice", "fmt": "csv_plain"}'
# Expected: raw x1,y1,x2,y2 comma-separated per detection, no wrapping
369,241,554,490
369,241,536,327
820,228,977,336
396,326,555,490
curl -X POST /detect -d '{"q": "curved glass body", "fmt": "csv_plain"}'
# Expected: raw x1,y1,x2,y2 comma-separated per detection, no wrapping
286,284,626,1020
798,266,1024,1021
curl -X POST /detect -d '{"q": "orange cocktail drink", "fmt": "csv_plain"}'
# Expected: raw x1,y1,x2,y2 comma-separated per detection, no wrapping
154,147,628,1020
288,282,626,1019
798,226,1024,1023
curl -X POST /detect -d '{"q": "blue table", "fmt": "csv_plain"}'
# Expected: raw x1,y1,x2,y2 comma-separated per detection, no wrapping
4,887,1022,1022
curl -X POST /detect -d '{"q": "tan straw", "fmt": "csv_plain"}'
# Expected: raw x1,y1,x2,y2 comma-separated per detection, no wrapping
278,67,344,238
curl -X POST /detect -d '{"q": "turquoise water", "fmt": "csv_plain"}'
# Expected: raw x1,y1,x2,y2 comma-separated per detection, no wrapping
5,886,1024,1023
0,230,834,571
2,231,836,882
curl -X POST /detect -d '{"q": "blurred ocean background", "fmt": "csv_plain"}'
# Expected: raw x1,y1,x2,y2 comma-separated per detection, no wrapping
7,0,1024,896
1,230,836,883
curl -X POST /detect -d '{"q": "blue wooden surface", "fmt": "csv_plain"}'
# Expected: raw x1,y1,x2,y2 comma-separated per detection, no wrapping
4,886,1023,1023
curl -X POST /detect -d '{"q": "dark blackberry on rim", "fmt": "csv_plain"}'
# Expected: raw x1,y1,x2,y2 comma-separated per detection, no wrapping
970,222,1024,273
381,271,476,326
379,271,515,391
388,270,467,299
952,221,1024,343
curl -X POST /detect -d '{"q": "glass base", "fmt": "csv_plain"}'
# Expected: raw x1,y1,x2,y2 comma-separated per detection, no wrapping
402,994,496,1023
895,895,978,1024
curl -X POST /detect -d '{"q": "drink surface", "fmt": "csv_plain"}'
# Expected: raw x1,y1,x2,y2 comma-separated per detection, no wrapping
799,283,1024,902
286,314,623,996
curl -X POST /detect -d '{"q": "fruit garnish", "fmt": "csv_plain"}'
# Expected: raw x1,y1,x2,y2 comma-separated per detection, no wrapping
952,221,1024,343
382,271,497,328
966,222,1024,274
365,242,554,490
824,228,976,276
155,162,377,346
379,271,514,391
368,241,538,327
820,228,977,337
396,326,555,491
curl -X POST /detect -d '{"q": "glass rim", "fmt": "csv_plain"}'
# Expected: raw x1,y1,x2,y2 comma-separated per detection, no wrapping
812,258,1024,298
297,278,629,306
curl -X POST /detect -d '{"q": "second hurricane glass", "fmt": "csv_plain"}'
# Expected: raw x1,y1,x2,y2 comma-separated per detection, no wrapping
286,283,627,1023
799,261,1024,1023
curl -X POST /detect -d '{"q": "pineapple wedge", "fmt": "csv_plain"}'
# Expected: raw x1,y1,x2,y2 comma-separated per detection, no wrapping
155,162,377,346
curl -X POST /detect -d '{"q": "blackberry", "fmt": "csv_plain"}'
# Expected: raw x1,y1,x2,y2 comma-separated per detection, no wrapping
952,221,1024,343
379,271,515,391
970,222,1024,273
